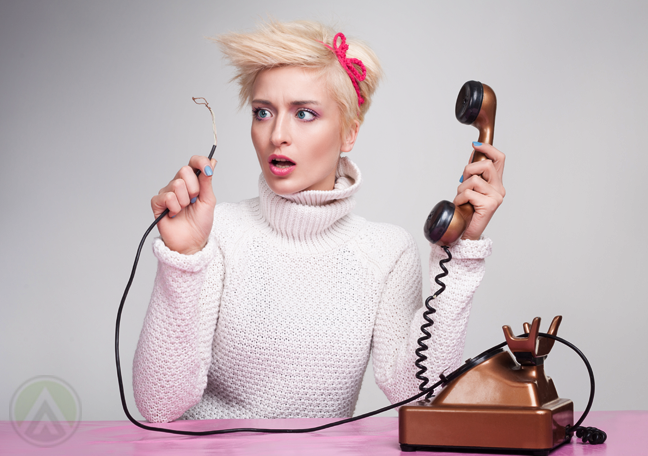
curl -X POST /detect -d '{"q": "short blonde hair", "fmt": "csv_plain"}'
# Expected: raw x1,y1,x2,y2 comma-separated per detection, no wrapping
214,20,383,132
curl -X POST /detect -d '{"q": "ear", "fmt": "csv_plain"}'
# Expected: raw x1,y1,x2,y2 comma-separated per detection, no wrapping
340,120,360,153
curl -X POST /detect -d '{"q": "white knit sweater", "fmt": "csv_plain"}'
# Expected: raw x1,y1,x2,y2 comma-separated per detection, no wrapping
133,158,492,423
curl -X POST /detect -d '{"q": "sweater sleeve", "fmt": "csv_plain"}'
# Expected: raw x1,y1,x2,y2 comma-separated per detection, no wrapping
132,235,225,423
372,236,492,403
370,231,423,401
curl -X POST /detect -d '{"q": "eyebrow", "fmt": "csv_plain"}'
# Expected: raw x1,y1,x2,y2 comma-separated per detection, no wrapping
251,99,321,107
290,100,321,106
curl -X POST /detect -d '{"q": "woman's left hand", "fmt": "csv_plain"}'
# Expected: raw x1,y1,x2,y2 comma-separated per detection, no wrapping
454,142,506,241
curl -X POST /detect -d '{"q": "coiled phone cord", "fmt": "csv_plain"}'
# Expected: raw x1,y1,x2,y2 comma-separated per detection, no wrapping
415,245,451,400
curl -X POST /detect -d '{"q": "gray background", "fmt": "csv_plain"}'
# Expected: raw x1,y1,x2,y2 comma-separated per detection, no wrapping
1,0,647,421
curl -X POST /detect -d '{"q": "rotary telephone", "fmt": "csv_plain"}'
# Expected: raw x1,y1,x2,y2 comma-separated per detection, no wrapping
400,81,605,455
400,315,578,455
114,84,605,456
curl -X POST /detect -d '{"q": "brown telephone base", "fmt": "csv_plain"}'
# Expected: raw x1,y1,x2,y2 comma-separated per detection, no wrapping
399,399,573,456
400,317,574,456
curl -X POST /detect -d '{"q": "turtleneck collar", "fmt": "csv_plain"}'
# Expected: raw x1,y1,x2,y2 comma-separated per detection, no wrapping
257,157,362,242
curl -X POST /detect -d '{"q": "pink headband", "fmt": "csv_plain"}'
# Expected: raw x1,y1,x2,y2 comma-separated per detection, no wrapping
322,33,367,106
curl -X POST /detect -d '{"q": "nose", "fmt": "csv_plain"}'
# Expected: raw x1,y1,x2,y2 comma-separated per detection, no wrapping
270,113,291,147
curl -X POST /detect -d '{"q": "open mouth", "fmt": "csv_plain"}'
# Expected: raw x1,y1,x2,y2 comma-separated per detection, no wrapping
270,157,296,168
268,154,297,176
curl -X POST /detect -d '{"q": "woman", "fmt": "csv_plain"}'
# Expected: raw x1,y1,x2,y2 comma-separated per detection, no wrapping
133,20,505,423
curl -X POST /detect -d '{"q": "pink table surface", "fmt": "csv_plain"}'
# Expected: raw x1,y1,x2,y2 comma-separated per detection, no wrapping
1,411,645,455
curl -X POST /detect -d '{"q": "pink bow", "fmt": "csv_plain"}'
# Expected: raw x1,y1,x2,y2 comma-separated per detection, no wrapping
323,33,367,106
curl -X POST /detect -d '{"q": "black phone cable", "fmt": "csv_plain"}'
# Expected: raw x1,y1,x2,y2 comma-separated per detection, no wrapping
415,245,451,400
537,333,607,444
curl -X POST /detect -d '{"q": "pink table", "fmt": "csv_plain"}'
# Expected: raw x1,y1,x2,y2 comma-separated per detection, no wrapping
1,411,645,455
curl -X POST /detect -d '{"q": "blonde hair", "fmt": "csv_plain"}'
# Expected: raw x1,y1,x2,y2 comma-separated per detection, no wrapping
214,20,383,132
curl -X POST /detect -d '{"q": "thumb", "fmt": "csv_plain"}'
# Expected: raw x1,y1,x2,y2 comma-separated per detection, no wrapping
197,158,217,205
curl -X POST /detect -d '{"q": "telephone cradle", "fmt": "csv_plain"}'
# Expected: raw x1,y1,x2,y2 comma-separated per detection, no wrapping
399,316,574,456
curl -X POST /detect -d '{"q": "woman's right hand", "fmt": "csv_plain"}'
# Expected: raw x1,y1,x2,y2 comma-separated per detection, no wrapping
151,155,217,255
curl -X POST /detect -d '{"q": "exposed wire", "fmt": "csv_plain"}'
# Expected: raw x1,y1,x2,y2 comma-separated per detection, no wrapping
192,97,217,146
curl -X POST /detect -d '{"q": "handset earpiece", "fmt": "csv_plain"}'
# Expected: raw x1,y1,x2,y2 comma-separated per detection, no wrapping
424,80,497,245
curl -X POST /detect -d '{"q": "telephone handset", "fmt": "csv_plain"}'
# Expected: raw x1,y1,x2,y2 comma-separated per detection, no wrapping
424,80,497,245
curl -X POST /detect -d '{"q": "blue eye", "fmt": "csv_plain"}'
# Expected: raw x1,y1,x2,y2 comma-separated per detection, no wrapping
254,108,271,120
296,109,315,121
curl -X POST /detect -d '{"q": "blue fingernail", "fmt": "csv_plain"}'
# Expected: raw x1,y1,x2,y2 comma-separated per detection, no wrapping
191,196,197,204
204,165,213,177
473,141,482,147
170,214,176,218
459,175,464,183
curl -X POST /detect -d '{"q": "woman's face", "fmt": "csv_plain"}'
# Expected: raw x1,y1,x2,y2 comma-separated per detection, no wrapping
250,66,358,195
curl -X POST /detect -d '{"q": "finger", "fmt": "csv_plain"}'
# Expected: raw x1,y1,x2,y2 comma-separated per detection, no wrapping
187,155,217,205
470,143,506,168
453,189,500,241
152,174,192,216
187,155,216,177
461,161,506,197
457,172,504,200
176,165,200,202
464,159,496,182
151,191,183,218
454,181,504,209
169,177,191,208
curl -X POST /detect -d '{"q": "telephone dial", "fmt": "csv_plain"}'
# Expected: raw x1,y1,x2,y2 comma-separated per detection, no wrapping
114,83,606,455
